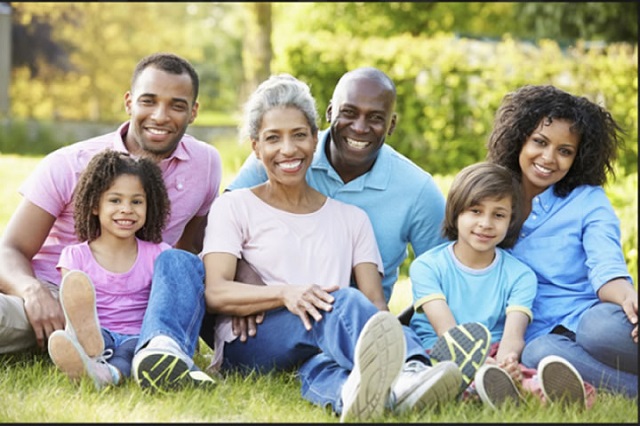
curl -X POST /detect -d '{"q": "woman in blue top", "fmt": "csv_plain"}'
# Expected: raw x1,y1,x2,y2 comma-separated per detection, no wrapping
486,85,637,398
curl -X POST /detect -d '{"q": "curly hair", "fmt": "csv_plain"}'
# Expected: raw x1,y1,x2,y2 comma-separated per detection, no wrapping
486,85,625,197
72,150,170,243
442,161,522,249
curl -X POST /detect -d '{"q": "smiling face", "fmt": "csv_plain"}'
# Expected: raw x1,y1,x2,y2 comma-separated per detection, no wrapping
93,174,147,241
252,106,317,187
518,118,579,198
326,75,396,181
455,195,513,265
124,66,198,159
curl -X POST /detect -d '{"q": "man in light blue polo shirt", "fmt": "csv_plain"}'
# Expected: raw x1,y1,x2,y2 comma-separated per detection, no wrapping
227,67,446,304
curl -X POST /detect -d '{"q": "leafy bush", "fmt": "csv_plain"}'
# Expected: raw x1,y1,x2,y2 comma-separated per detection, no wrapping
276,34,638,176
0,119,61,155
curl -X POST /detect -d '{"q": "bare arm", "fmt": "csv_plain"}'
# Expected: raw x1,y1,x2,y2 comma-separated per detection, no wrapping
494,310,529,382
597,278,638,343
421,298,457,337
0,199,64,348
230,257,266,341
203,252,339,331
174,215,207,254
353,262,388,311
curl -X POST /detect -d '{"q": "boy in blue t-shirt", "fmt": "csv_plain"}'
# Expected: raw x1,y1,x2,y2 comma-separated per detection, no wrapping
410,162,594,409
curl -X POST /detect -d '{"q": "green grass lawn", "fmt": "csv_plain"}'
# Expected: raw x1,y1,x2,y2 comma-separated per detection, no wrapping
0,152,637,423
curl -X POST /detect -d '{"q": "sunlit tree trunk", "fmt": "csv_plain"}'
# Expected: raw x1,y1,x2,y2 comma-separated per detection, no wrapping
241,2,272,104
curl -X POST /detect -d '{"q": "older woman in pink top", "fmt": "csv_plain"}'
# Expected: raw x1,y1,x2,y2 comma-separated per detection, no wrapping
199,74,463,422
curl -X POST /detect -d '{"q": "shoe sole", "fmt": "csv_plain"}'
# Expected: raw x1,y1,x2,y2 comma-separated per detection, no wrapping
340,311,405,423
396,361,462,413
475,364,522,409
134,352,216,392
60,270,104,357
539,355,586,408
430,322,491,391
48,330,87,380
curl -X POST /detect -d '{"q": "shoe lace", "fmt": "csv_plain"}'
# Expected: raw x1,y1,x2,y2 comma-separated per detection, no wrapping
402,359,428,374
95,348,114,365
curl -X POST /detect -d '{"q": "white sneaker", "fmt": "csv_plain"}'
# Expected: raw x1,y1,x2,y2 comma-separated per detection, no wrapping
59,270,104,357
391,360,462,413
475,364,522,409
48,329,117,390
339,311,405,423
132,335,216,392
538,355,586,408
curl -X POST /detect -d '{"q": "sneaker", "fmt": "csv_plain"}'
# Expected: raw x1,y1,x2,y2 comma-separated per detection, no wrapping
132,337,216,392
48,329,117,390
538,355,586,408
59,270,104,357
391,360,462,413
339,311,405,423
475,364,522,409
430,322,491,391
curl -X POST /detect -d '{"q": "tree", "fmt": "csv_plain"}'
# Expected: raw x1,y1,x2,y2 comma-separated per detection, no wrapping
10,2,77,78
241,3,272,103
515,2,638,44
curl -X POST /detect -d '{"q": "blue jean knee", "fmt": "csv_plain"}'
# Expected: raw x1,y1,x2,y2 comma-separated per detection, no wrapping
136,249,205,357
576,302,638,374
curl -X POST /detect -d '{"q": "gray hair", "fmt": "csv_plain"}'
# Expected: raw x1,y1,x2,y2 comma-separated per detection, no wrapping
240,74,318,142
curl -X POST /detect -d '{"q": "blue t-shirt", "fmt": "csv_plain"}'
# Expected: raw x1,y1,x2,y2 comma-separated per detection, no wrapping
409,242,537,350
228,130,447,302
509,184,633,342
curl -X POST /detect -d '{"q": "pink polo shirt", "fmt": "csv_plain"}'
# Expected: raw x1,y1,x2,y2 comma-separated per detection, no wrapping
19,122,222,285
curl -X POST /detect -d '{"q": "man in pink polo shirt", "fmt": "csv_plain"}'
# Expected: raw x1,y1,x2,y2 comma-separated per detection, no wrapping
0,52,221,390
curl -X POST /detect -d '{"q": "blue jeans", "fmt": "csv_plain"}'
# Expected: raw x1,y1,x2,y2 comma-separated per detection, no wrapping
135,249,206,360
522,302,638,398
220,287,429,414
101,329,137,377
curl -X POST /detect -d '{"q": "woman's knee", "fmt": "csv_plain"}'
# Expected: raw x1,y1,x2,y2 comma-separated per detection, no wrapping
577,302,631,348
331,287,371,307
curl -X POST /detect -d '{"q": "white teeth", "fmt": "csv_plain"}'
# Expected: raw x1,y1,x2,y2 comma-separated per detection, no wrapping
148,128,168,135
534,163,552,174
116,220,134,225
279,160,302,170
346,138,370,149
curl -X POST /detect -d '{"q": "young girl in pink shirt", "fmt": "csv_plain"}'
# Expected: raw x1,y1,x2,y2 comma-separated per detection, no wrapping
48,150,172,389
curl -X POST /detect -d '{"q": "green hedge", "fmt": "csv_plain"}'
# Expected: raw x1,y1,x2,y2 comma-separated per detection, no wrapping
276,34,638,176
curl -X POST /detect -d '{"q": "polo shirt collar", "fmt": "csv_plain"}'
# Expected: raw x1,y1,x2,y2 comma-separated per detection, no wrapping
311,129,391,190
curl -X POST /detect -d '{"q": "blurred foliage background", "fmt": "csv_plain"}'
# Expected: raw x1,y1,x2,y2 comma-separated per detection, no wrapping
2,2,637,174
0,2,637,284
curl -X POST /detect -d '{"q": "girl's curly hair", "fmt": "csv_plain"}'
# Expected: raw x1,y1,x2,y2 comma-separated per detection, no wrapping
486,85,625,197
72,150,170,243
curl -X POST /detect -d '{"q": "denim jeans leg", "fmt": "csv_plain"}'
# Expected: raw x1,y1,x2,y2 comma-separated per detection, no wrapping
298,287,382,414
522,332,638,398
576,302,638,374
402,325,430,364
135,249,205,357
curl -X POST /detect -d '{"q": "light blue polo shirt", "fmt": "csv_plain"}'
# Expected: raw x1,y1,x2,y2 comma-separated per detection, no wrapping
227,130,447,302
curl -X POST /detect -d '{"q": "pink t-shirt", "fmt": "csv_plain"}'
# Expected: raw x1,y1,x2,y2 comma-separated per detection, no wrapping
201,188,383,365
19,122,222,285
57,239,171,335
